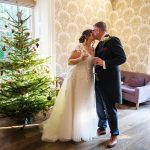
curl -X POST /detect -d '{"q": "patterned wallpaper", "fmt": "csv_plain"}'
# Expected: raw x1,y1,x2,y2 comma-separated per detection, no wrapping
111,0,150,73
55,0,150,75
55,0,112,76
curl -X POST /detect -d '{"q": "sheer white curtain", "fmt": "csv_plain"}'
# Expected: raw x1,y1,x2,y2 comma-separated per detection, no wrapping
32,0,56,77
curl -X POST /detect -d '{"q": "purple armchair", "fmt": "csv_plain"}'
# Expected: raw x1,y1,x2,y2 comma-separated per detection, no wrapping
121,71,150,109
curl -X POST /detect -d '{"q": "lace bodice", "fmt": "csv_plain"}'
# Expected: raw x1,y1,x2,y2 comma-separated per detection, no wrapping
69,44,94,81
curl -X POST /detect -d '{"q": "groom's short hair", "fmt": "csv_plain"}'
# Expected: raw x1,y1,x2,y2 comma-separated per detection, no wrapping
94,21,107,31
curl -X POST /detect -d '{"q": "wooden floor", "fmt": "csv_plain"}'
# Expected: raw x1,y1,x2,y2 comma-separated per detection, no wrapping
0,101,150,150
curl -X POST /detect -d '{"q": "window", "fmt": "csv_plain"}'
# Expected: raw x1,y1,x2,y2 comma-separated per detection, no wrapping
0,3,32,59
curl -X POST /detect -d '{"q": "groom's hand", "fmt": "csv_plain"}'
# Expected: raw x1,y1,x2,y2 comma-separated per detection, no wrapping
93,57,103,66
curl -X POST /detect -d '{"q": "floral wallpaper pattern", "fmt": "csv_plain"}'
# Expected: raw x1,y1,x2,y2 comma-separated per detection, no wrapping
55,0,150,75
111,0,150,73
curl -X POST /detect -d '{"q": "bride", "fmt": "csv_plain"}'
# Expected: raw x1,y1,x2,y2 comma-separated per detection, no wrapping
41,29,98,142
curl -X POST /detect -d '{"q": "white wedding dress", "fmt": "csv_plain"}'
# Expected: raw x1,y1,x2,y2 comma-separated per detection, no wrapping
41,44,98,142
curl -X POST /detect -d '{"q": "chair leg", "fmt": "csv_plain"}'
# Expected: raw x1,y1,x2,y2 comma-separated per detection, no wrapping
136,103,139,109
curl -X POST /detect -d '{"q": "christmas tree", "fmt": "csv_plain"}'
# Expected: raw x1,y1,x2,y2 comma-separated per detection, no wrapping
0,10,57,124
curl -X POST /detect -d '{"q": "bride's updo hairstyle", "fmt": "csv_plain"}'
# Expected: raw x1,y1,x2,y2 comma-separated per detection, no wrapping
79,29,92,43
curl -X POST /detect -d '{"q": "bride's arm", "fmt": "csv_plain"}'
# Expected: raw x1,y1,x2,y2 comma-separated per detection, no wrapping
68,50,82,65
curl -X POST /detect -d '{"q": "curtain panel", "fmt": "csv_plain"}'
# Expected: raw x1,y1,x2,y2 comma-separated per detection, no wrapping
33,0,56,77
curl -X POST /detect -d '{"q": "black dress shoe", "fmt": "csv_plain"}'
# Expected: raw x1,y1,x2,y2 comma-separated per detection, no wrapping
97,128,106,136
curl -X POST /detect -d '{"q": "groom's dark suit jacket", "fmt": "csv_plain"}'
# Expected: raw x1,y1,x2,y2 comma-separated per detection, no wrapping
95,35,126,104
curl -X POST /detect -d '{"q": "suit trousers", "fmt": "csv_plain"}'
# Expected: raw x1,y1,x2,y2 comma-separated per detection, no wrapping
95,80,120,135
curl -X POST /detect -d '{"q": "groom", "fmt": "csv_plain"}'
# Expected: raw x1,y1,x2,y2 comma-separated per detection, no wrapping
92,21,126,148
